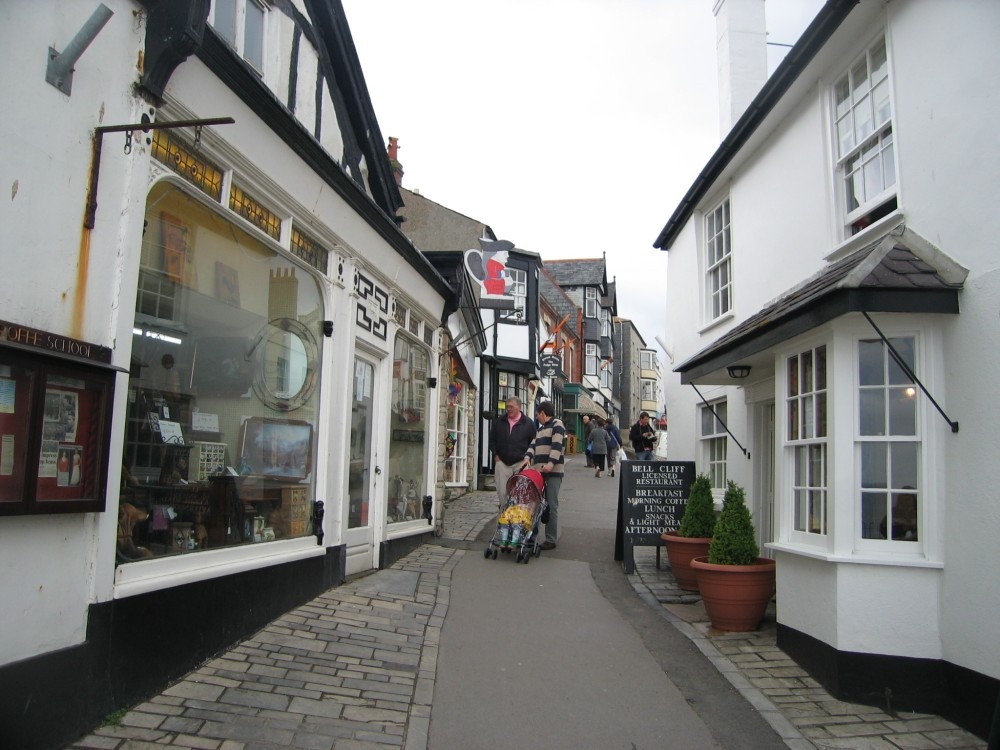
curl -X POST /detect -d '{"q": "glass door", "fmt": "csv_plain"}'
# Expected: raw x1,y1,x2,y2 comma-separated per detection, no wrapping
345,355,380,573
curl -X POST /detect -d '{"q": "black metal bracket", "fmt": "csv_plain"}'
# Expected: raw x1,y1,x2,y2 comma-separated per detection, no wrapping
84,115,234,229
690,383,750,459
312,500,325,546
862,312,958,433
422,495,433,525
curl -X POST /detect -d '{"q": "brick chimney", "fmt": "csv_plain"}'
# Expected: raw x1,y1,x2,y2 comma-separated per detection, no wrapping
713,0,768,136
387,136,404,186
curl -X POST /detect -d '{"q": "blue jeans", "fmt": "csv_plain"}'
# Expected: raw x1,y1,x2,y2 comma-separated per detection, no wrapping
542,475,562,543
636,450,654,461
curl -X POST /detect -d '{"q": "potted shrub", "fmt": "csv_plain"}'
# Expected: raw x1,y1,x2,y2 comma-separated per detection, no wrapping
690,480,776,631
660,473,716,591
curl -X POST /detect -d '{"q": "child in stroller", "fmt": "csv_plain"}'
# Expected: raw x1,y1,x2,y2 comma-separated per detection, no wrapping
485,468,548,563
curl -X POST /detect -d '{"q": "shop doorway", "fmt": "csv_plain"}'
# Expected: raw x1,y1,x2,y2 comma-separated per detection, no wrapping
345,353,382,573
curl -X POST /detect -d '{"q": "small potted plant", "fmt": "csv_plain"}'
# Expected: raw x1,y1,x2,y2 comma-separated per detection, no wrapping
660,474,716,591
690,480,776,631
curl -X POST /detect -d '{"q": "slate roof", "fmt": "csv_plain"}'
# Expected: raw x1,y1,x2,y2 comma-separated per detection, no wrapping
544,258,606,288
539,267,580,337
675,231,964,383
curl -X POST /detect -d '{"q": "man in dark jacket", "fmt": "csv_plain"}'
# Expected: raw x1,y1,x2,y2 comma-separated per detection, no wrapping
490,396,536,503
629,411,658,460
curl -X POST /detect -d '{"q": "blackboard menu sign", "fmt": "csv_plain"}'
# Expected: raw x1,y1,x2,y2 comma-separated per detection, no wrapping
614,460,695,573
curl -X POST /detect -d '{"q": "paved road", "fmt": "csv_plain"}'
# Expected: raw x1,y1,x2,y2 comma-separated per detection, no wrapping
428,460,786,750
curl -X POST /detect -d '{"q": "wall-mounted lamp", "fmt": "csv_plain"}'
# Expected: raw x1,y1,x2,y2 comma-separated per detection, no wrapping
427,377,438,389
322,320,333,337
727,364,752,380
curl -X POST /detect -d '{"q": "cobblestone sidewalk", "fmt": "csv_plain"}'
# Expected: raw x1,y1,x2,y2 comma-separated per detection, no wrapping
628,545,987,750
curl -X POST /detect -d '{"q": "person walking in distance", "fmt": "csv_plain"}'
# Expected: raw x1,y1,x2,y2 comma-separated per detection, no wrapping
582,414,594,467
629,411,658,460
490,397,536,505
521,401,565,550
605,418,622,477
589,417,610,478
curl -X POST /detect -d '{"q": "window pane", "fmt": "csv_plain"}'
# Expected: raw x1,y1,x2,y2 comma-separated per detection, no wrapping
808,444,824,486
388,336,428,524
214,0,237,44
808,490,824,533
835,78,851,118
889,387,917,435
888,491,918,541
890,442,918,488
873,78,891,127
816,392,827,438
883,133,896,188
870,41,887,82
815,346,827,390
802,394,814,438
863,154,883,202
859,340,884,385
854,100,874,143
888,337,915,384
859,389,885,435
861,492,886,539
851,58,870,99
787,355,798,396
794,489,807,532
795,447,806,485
861,442,887,488
788,399,799,440
244,1,265,70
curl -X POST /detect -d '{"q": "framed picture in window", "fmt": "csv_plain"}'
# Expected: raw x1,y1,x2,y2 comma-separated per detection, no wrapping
160,212,187,284
238,417,313,481
215,261,241,307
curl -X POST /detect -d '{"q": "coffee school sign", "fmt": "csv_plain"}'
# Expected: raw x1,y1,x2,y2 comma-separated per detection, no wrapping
614,460,695,574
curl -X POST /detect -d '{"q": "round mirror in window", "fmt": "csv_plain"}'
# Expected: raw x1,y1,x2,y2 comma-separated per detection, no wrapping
251,318,319,411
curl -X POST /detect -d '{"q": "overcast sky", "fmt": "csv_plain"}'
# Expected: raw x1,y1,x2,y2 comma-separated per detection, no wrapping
341,0,825,357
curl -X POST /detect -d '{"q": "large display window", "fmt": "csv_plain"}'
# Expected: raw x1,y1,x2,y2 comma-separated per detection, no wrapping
117,182,324,562
387,334,429,524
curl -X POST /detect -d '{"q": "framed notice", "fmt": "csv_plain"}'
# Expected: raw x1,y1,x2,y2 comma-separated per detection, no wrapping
614,460,695,574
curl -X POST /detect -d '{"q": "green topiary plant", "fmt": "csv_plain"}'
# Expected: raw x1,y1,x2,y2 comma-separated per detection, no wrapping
707,480,759,565
678,473,716,538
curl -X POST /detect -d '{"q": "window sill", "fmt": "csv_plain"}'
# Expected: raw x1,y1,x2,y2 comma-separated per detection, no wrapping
444,482,469,489
825,210,904,263
766,541,942,568
386,522,434,541
114,537,326,599
698,312,734,336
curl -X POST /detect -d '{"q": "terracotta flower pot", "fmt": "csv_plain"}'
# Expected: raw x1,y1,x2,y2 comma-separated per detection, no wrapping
660,531,712,592
690,556,776,632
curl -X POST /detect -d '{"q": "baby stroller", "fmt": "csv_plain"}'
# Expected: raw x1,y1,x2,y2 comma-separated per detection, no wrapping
485,468,548,564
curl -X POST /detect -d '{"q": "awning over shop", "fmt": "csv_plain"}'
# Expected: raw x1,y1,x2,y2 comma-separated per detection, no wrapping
675,229,965,384
564,390,607,420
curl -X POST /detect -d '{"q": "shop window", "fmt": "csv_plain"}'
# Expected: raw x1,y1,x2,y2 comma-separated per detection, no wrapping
0,338,115,515
388,335,429,523
118,182,323,563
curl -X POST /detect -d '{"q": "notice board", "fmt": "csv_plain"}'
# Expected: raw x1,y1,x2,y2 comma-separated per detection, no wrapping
614,460,695,574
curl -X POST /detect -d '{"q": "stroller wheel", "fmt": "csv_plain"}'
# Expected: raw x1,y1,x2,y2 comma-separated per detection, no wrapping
492,548,498,559
515,550,523,563
484,547,491,559
522,550,530,564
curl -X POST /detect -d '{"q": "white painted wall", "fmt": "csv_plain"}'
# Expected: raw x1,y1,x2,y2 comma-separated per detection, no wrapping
0,0,147,665
663,0,1000,679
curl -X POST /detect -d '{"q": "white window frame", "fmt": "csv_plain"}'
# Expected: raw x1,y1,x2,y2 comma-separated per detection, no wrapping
445,384,468,486
700,400,727,491
585,343,598,376
600,307,612,338
833,34,896,235
856,333,922,551
502,267,527,322
786,344,829,539
641,379,656,402
705,197,732,322
584,287,598,319
210,0,267,74
640,351,655,371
